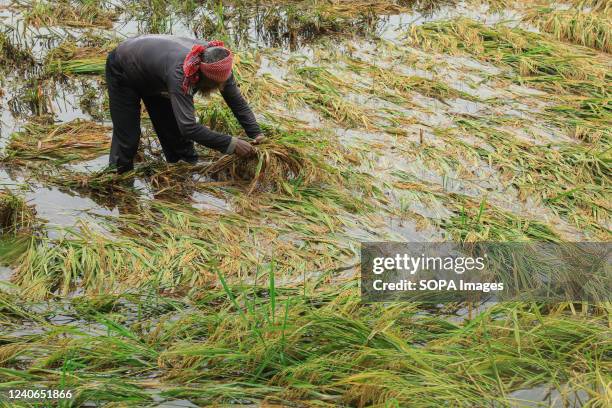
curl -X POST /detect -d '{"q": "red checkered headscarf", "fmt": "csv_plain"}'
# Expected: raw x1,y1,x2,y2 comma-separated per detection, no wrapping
181,40,233,94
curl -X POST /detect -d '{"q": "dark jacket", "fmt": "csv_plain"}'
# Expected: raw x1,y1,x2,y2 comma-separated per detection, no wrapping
113,35,261,153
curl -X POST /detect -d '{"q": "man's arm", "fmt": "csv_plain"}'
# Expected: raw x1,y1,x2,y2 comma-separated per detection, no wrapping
169,90,238,153
220,74,262,138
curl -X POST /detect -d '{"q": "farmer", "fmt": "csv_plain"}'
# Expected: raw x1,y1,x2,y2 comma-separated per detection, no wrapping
105,35,263,173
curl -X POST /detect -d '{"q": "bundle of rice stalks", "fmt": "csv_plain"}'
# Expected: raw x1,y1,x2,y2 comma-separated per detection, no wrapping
0,190,35,235
46,57,106,75
205,138,320,195
4,119,111,164
203,128,333,194
524,8,611,53
46,41,109,61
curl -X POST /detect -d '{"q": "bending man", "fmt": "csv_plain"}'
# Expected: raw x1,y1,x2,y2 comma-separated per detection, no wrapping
105,35,262,173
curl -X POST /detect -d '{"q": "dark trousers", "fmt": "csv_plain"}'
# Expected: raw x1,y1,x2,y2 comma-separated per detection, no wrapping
106,50,198,173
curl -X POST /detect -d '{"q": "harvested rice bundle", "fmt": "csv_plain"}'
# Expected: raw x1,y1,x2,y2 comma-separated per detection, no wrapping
0,190,35,235
45,41,112,75
46,57,106,75
205,137,321,195
4,119,111,164
46,41,110,61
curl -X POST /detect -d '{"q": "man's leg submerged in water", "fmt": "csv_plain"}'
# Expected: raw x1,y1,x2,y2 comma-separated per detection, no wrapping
106,51,142,173
142,95,198,164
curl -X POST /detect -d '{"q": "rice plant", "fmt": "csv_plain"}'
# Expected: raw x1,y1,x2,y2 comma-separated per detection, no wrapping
406,18,609,97
293,66,376,128
393,171,564,242
1,283,609,406
570,0,611,14
524,7,611,53
437,118,611,238
345,56,480,104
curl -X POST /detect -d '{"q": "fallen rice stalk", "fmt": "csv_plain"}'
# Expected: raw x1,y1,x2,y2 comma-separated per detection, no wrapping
345,55,480,104
524,7,611,53
0,282,611,408
435,118,611,237
545,95,611,142
393,172,563,242
293,66,376,128
0,190,36,235
20,0,117,29
407,18,609,97
1,282,609,406
3,119,111,164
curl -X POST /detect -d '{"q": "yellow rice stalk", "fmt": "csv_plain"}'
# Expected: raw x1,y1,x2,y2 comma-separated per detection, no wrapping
524,8,611,53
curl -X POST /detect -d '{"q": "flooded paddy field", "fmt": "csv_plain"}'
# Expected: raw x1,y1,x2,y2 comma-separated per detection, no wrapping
0,0,610,406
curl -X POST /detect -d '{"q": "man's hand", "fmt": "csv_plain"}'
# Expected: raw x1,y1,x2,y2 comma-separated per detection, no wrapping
234,138,256,158
252,134,266,145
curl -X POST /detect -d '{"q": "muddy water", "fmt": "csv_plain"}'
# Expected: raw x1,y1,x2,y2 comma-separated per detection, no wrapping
26,184,118,236
0,265,11,280
509,384,590,408
0,168,116,236
0,54,121,236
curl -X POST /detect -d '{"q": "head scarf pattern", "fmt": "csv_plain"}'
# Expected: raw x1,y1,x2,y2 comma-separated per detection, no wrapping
181,40,233,94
